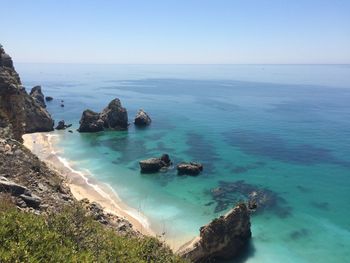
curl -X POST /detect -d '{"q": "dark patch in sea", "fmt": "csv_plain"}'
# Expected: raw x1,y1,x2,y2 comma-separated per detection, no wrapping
296,185,311,193
224,129,348,166
99,135,150,164
144,132,168,141
311,201,330,211
289,228,310,240
231,161,265,174
209,180,291,218
185,132,219,174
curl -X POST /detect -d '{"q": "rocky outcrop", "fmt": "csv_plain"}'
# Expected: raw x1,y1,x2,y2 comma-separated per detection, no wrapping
139,154,172,173
55,120,72,130
100,98,128,130
78,98,128,132
0,46,54,141
78,110,104,132
134,109,151,126
30,85,46,108
45,96,53,102
177,162,203,175
177,203,251,262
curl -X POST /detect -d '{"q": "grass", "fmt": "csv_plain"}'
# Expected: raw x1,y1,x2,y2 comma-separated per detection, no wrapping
0,198,187,263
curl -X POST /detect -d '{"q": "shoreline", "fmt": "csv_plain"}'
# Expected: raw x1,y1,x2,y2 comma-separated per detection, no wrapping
23,132,155,237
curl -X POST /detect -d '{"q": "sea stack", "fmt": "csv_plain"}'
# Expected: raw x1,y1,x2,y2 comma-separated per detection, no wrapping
139,154,172,173
134,109,151,126
78,98,128,132
177,203,251,262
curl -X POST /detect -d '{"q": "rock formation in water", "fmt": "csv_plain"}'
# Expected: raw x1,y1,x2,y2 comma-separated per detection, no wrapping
177,203,251,262
139,154,172,173
177,162,203,175
0,46,54,141
100,98,128,129
55,120,72,130
134,109,151,126
78,98,128,132
30,85,46,108
45,96,53,102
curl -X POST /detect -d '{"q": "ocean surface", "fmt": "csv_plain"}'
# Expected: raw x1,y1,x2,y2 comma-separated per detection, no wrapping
17,64,350,262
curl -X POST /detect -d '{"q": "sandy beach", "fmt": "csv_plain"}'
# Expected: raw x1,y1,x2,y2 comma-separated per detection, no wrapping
23,132,154,237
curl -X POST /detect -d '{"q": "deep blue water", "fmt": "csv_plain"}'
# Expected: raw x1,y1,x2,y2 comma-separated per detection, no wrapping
17,64,350,262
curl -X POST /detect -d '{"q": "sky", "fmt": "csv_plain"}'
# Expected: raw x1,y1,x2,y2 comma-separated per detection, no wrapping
1,0,350,64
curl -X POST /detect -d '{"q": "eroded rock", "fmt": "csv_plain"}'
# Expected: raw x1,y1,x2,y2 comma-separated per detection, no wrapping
178,203,251,262
30,85,46,108
134,109,151,126
177,162,203,175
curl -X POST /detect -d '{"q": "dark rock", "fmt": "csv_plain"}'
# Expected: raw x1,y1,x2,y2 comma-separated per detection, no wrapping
134,109,151,126
139,154,172,173
55,120,66,130
160,154,172,165
60,103,64,107
177,203,251,262
68,130,73,133
78,109,104,132
0,178,29,196
78,98,128,133
45,96,53,102
177,162,203,175
30,85,46,108
20,193,42,209
100,98,128,130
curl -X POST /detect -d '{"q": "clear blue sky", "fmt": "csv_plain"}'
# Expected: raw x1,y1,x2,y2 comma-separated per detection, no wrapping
1,0,349,64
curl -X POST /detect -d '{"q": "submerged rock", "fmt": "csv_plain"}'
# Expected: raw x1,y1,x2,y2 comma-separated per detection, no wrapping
177,203,251,262
139,154,172,173
78,109,104,132
30,85,46,108
177,162,203,175
45,96,53,102
210,180,290,217
100,98,128,130
134,109,151,126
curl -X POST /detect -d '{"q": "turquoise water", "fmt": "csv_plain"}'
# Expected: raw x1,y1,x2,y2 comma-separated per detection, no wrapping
18,64,350,262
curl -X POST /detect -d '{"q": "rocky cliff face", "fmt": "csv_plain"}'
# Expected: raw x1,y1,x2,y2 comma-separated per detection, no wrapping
0,46,54,141
177,203,251,262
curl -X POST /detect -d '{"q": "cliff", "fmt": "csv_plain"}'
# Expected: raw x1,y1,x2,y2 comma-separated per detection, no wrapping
0,45,54,141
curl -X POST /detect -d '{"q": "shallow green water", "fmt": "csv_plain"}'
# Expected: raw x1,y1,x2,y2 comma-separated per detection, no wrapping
18,64,350,262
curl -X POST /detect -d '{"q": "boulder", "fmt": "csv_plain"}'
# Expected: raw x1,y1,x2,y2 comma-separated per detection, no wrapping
177,203,251,262
139,154,172,173
45,96,53,101
30,85,46,108
134,109,151,126
55,120,66,130
0,178,29,196
100,98,128,130
78,109,104,132
177,162,203,175
20,193,42,209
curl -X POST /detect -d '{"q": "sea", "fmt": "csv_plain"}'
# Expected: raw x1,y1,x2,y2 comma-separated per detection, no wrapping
17,63,350,262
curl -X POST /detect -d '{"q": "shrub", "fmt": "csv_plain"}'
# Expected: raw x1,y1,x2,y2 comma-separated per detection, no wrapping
0,200,187,263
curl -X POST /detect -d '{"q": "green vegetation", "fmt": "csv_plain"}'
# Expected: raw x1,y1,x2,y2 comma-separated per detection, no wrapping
0,199,187,263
